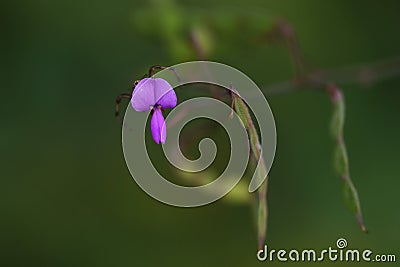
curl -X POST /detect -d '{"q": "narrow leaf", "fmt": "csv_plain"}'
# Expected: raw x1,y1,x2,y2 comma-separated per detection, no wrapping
327,84,367,233
231,92,269,248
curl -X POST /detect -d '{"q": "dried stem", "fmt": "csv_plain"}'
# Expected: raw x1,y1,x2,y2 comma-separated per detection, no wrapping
261,18,400,96
262,56,400,96
264,18,308,81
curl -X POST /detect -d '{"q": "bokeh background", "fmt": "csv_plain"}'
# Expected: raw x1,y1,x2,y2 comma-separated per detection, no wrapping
1,0,400,266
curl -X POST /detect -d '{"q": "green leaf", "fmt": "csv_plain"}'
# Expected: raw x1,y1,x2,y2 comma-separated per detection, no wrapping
231,92,269,248
333,142,349,175
328,85,367,233
330,89,345,139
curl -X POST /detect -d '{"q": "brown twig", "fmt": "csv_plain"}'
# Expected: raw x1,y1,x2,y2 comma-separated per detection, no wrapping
261,18,400,96
262,56,400,96
263,18,308,82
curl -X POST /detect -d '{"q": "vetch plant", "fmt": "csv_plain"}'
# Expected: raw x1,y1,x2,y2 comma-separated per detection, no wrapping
118,61,276,210
117,62,277,247
115,60,369,250
115,66,178,144
117,6,400,246
130,77,177,144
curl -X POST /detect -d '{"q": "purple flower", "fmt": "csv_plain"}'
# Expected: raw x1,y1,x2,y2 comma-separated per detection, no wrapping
130,78,177,144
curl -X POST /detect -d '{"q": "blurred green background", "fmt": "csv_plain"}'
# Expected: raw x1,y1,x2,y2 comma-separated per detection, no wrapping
1,0,400,266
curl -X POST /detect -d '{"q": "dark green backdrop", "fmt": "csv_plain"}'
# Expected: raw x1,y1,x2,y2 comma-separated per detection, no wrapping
1,0,399,266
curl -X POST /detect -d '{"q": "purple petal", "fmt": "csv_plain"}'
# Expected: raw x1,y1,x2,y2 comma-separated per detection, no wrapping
154,79,177,109
150,108,167,144
130,78,155,112
131,78,177,112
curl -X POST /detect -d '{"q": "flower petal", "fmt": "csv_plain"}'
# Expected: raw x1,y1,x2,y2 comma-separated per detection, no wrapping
150,108,167,144
131,78,177,112
131,78,156,112
154,79,177,109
